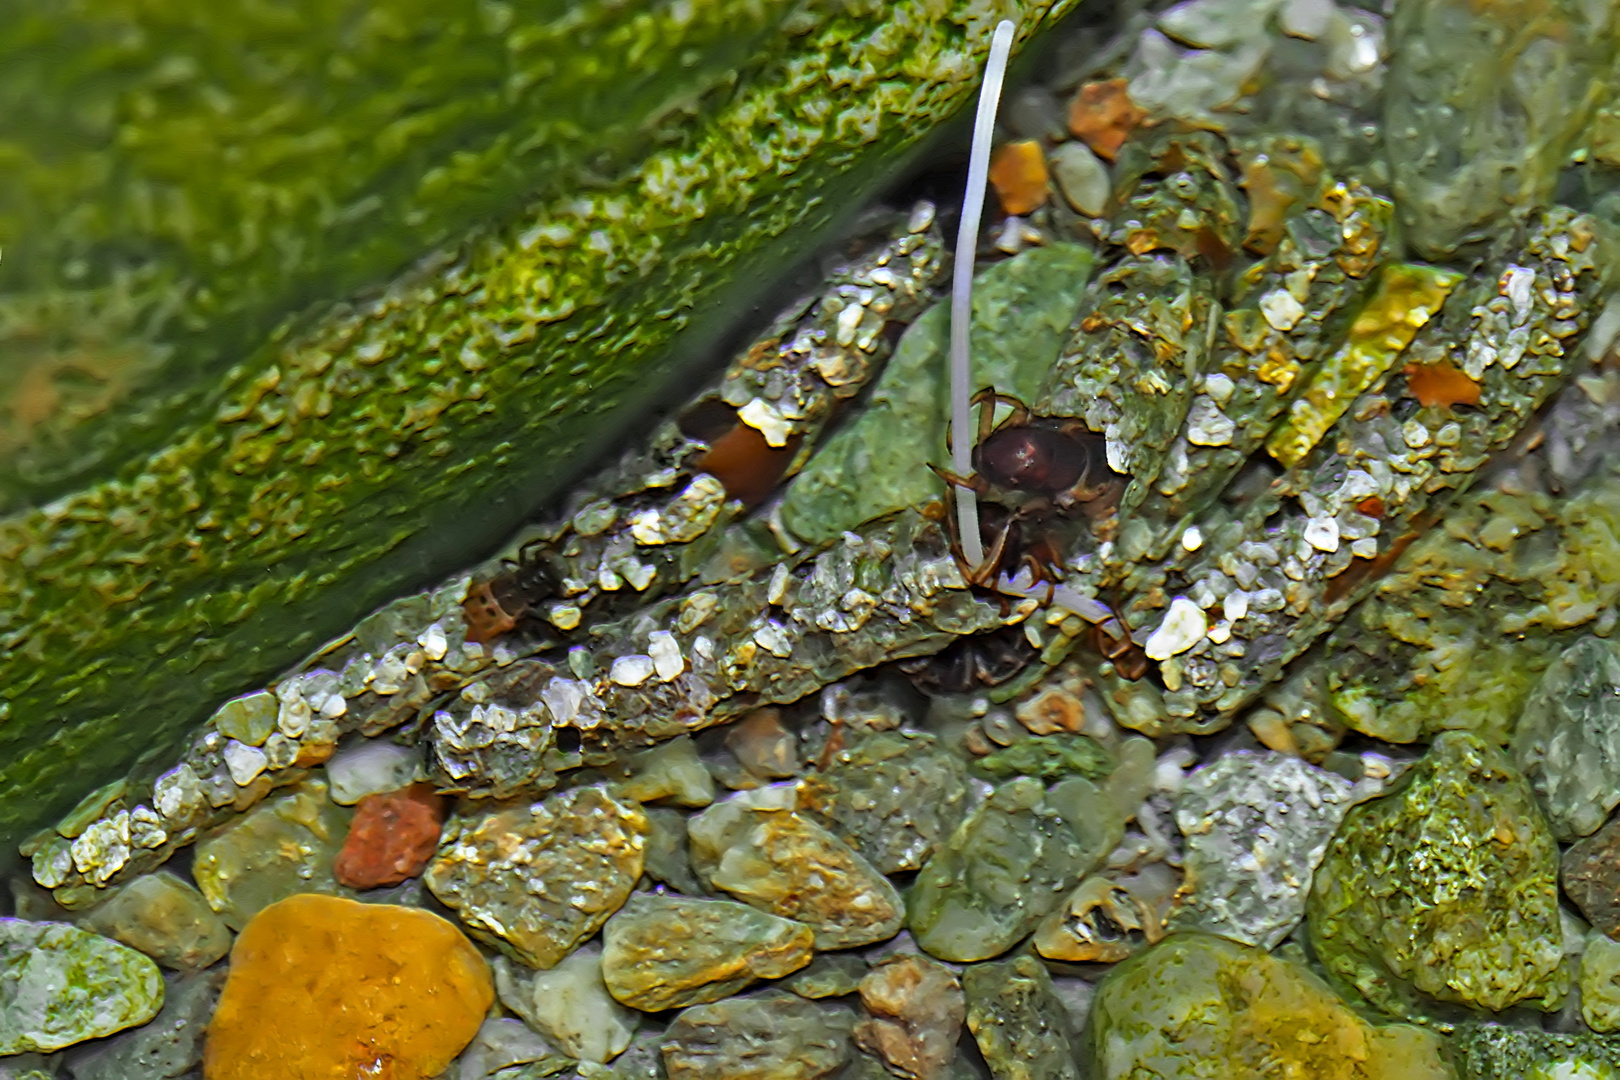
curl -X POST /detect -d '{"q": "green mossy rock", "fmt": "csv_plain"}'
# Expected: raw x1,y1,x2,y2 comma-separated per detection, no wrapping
0,0,1080,860
0,918,165,1055
1307,731,1567,1025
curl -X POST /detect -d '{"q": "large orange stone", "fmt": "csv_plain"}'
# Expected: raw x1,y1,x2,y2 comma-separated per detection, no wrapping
204,894,493,1080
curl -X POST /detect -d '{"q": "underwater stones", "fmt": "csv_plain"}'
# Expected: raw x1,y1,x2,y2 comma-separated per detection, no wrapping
1385,0,1616,259
962,955,1082,1080
0,920,164,1055
1307,731,1567,1022
495,943,636,1064
1049,141,1111,217
204,895,491,1080
688,790,904,949
1450,1025,1620,1079
1564,816,1620,937
853,954,964,1080
325,740,420,805
333,783,446,889
190,778,352,931
1170,750,1363,949
661,991,856,1080
1086,933,1450,1079
63,968,223,1080
601,892,814,1012
969,733,1113,783
456,1018,572,1080
614,735,716,808
1583,932,1620,1033
789,955,869,1000
796,730,971,874
908,777,1098,963
426,784,646,969
80,871,232,971
1513,636,1620,841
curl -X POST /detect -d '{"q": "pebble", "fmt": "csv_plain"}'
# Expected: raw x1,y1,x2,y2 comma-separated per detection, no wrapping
724,709,800,780
204,895,491,1080
1449,1025,1620,1079
1307,731,1567,1022
455,1018,571,1080
1582,930,1620,1033
908,777,1099,963
63,968,223,1080
661,991,855,1080
0,919,164,1055
1143,597,1206,661
688,792,904,949
963,955,1082,1080
640,804,709,896
326,740,421,805
80,871,232,971
1087,933,1450,1078
787,955,868,1000
333,782,447,889
796,730,971,874
1512,635,1620,840
499,942,636,1064
1170,750,1361,948
853,954,964,1080
425,784,646,968
1066,78,1146,160
601,892,814,1011
191,778,353,930
987,139,1050,216
613,735,716,808
969,732,1113,783
1048,141,1111,217
212,691,278,747
1564,815,1620,937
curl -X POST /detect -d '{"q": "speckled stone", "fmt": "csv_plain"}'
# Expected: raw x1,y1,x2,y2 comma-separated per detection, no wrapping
796,730,971,874
963,954,1081,1080
688,789,904,949
425,784,647,968
1308,731,1567,1023
1087,933,1451,1079
601,892,814,1012
63,968,223,1080
191,778,353,930
203,895,491,1080
333,782,446,889
80,871,232,971
661,991,855,1080
1514,636,1620,840
1171,750,1363,948
0,919,164,1055
908,777,1098,963
1449,1025,1620,1079
854,954,964,1080
1565,815,1620,938
326,740,421,805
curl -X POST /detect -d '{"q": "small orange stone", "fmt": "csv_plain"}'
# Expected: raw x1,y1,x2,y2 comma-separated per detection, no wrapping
204,895,492,1080
988,140,1050,216
1404,360,1482,409
1067,78,1147,161
334,784,448,890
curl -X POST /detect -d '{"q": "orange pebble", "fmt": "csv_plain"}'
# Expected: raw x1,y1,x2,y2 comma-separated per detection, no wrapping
988,140,1050,215
1404,360,1482,409
1067,79,1147,161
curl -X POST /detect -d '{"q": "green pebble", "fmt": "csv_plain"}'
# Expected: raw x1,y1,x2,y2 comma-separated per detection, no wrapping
0,919,164,1055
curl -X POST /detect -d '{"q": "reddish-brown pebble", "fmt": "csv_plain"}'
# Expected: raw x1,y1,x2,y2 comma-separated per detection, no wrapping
204,894,492,1080
1066,78,1146,161
334,783,447,889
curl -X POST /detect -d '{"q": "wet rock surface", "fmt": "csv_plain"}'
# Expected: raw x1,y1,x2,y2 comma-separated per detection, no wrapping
332,782,446,890
79,872,231,972
660,991,855,1080
62,968,223,1080
963,954,1083,1080
853,954,965,1080
1513,636,1620,841
494,943,635,1065
1563,815,1620,937
0,920,164,1055
203,895,491,1080
1308,731,1567,1023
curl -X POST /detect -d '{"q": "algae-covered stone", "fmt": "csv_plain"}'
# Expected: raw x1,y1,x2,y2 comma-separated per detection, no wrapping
1584,932,1620,1034
1450,1025,1620,1079
601,892,814,1012
962,954,1081,1080
425,785,646,969
80,871,232,972
1385,0,1616,258
779,243,1097,544
796,730,971,874
63,968,222,1080
1171,750,1362,949
661,991,855,1080
688,789,903,949
969,733,1114,783
1513,636,1620,840
1086,933,1450,1079
0,919,164,1054
191,778,353,931
1307,731,1567,1023
909,777,1100,963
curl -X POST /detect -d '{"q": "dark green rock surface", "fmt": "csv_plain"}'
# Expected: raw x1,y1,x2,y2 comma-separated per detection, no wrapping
0,0,1079,860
